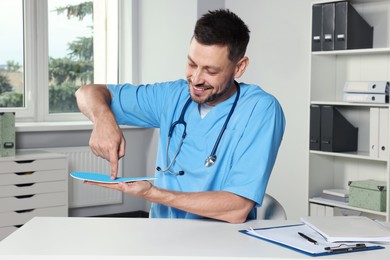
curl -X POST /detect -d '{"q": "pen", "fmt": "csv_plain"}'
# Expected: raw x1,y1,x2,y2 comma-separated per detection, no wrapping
324,244,367,253
298,232,318,245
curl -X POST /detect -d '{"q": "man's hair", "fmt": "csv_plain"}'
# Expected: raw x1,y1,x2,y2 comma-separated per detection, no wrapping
193,9,250,63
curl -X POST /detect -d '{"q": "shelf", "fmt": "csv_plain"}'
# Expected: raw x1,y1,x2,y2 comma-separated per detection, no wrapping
310,101,389,108
310,197,387,217
312,0,390,6
309,0,390,221
312,47,390,56
310,150,388,162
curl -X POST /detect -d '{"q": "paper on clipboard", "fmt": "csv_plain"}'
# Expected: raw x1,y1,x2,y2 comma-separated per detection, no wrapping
240,224,383,256
301,216,390,243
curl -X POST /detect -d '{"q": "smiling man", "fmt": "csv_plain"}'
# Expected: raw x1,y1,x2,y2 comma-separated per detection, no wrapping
75,9,285,224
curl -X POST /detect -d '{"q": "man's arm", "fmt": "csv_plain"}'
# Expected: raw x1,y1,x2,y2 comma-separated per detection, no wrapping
85,181,255,224
144,185,255,223
76,84,126,179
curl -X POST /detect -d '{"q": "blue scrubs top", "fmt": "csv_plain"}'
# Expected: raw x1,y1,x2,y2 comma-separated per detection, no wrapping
107,79,285,220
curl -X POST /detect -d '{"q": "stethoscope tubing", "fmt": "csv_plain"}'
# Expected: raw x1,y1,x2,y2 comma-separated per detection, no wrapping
157,83,240,174
207,85,240,163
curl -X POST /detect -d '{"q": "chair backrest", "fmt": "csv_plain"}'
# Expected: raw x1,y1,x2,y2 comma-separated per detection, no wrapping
257,193,287,220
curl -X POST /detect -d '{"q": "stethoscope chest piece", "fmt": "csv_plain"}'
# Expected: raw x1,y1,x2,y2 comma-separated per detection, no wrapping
204,155,217,167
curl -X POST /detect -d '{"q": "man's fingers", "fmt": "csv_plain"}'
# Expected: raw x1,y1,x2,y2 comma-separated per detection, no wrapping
109,150,119,180
118,137,126,159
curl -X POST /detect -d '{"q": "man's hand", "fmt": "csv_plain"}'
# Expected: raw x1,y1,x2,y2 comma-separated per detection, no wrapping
75,84,126,179
85,180,153,198
89,111,126,179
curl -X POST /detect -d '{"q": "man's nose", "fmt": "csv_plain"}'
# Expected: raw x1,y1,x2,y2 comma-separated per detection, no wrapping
191,69,204,85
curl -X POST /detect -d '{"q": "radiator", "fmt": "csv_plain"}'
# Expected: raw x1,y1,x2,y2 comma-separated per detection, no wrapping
43,146,123,208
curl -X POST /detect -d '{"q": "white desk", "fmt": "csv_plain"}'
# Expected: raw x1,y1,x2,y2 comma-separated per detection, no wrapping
0,217,388,259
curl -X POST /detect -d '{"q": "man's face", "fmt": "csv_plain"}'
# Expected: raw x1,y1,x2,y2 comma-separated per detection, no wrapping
185,39,238,106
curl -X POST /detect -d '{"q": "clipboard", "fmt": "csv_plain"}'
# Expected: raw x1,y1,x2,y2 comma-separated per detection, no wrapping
239,224,384,257
70,171,157,183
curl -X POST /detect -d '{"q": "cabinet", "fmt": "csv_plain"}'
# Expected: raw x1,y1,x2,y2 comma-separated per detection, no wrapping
308,0,390,221
0,150,68,240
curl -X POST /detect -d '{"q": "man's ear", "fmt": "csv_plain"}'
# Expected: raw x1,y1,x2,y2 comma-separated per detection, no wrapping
234,56,249,79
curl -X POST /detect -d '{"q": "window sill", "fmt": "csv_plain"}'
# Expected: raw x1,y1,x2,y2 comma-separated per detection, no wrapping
16,121,94,132
16,121,135,133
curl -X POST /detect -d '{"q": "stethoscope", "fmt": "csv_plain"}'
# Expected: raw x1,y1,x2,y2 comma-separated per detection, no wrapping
156,83,240,175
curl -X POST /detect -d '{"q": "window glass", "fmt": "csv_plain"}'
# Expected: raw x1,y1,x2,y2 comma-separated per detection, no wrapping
48,0,94,114
0,0,118,121
0,0,24,108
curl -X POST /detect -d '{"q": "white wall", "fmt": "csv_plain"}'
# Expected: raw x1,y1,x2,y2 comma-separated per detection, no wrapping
226,0,312,219
137,0,198,83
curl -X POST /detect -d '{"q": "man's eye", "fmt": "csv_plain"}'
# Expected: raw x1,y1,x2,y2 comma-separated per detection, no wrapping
207,70,217,75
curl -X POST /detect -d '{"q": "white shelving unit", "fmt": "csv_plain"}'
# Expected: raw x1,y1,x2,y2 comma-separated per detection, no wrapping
308,0,390,221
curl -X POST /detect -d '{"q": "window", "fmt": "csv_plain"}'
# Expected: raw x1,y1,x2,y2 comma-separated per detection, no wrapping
0,0,24,109
0,0,118,122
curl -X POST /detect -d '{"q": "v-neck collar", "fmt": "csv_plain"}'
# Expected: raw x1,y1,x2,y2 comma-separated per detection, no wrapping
185,83,240,134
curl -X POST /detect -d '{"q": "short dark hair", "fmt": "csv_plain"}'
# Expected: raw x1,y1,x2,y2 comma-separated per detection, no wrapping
193,9,250,63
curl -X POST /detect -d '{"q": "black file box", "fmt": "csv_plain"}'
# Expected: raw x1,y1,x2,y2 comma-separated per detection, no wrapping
312,4,323,51
310,105,321,150
335,1,373,50
321,2,336,51
320,106,358,152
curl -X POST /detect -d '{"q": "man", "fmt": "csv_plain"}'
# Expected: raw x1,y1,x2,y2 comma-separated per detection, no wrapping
76,9,285,224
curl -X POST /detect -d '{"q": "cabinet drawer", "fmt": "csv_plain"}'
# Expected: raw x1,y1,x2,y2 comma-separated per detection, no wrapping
0,206,67,228
0,226,18,241
0,170,66,185
0,158,67,174
0,192,67,213
0,181,66,197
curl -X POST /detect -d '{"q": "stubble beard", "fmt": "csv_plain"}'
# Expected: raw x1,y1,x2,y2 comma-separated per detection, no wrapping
188,82,234,105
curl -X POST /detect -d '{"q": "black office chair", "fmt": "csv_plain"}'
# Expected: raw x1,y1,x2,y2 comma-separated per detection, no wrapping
257,193,287,220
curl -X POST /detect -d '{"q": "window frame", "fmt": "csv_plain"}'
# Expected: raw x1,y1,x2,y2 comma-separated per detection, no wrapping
0,0,35,119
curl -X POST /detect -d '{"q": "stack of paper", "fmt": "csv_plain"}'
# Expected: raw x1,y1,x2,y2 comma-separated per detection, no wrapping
301,216,390,243
321,188,349,203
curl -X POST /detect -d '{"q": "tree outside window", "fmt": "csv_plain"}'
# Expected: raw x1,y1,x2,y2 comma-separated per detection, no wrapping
48,0,93,113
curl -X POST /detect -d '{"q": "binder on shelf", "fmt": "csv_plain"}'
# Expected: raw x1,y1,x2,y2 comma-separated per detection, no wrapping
310,203,335,217
312,4,323,51
309,105,321,150
334,1,373,50
344,81,389,94
0,112,16,157
379,108,389,159
343,93,389,104
321,2,335,51
370,107,380,158
320,106,358,152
